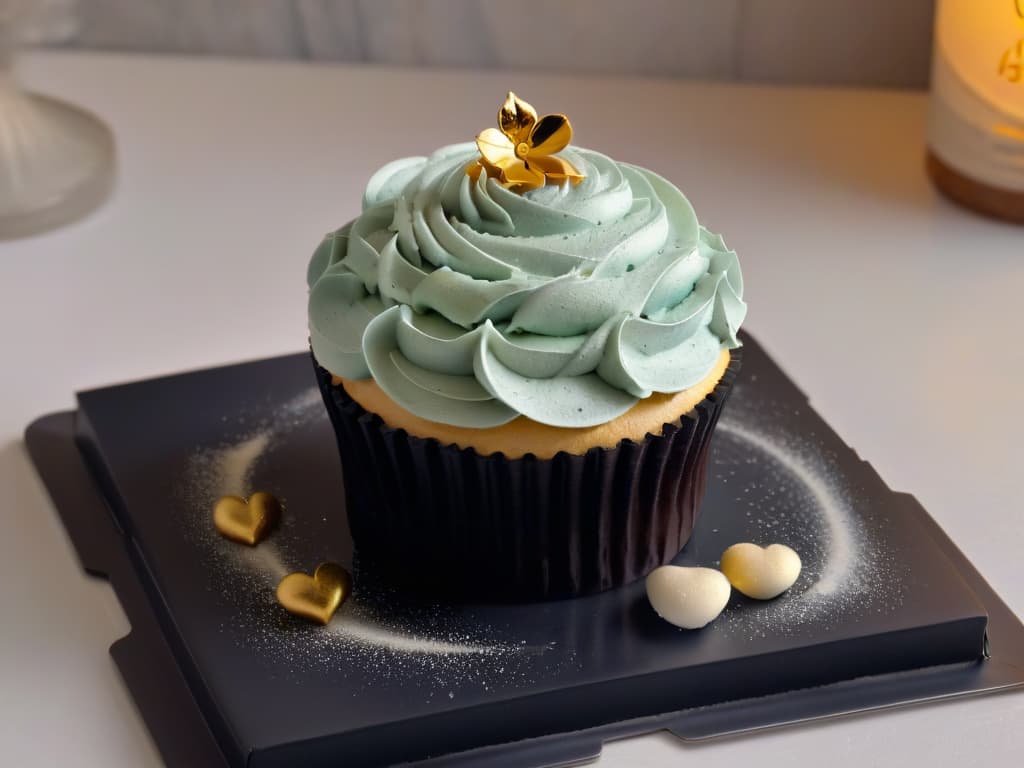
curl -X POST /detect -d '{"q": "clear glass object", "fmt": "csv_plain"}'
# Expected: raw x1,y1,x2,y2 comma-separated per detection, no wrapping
0,0,115,240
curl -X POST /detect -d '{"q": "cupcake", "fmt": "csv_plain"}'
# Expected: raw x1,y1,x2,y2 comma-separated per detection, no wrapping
307,93,746,600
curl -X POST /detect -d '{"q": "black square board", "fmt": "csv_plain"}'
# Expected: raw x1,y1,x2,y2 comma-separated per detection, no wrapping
25,333,1024,767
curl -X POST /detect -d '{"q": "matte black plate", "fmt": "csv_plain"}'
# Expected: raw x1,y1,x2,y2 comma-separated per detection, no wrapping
25,333,1024,767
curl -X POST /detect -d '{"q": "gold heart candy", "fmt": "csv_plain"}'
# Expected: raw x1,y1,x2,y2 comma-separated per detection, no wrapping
276,562,352,625
213,492,282,546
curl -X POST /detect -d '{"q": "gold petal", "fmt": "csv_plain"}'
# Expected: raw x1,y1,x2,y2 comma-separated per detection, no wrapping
528,154,585,183
467,157,508,182
501,159,546,189
490,154,524,173
476,128,515,166
499,91,537,144
529,114,572,156
465,160,485,181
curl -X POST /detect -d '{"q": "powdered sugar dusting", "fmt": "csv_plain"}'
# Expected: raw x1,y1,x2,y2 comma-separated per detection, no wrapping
718,421,852,597
181,387,542,688
706,382,904,637
235,537,499,656
216,433,270,498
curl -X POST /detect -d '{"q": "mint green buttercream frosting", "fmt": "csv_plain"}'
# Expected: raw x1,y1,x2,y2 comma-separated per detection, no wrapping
307,143,746,428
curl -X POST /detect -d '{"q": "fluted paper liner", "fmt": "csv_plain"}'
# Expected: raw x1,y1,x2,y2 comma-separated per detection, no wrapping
313,350,741,601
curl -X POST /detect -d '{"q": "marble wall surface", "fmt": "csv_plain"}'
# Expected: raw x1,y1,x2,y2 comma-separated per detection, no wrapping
56,0,936,88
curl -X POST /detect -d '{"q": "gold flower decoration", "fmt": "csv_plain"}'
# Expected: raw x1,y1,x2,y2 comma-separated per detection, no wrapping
468,92,584,190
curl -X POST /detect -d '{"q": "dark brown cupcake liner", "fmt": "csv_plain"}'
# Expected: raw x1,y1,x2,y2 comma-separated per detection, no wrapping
313,349,742,602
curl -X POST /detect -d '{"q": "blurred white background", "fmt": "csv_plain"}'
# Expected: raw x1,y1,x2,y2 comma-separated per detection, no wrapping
46,0,936,87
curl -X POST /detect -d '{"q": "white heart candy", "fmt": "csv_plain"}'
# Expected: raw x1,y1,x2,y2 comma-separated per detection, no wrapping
720,543,802,600
646,566,732,630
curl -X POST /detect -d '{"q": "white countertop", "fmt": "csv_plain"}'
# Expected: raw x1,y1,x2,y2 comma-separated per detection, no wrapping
1,51,1021,767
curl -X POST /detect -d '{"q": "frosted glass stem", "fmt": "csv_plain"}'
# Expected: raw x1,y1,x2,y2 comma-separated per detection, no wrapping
0,0,115,240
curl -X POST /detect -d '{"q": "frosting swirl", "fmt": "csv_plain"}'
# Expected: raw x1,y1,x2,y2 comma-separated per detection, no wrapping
308,143,746,428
